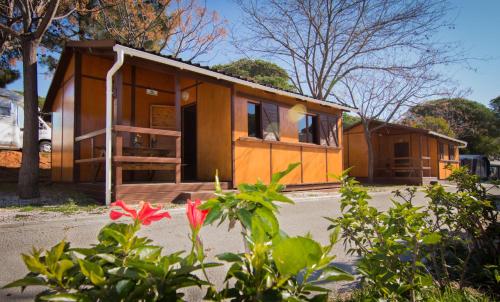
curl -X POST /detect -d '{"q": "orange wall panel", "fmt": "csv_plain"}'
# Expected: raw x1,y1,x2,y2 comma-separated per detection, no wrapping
197,83,232,181
233,95,248,140
271,145,302,184
346,133,368,177
327,149,343,181
302,147,327,183
235,140,271,185
429,137,438,177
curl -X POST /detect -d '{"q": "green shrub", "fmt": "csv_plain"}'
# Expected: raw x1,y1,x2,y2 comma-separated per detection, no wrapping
426,167,499,294
327,172,441,302
202,163,353,301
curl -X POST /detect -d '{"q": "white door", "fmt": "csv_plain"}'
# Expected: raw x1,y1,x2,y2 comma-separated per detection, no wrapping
0,99,16,148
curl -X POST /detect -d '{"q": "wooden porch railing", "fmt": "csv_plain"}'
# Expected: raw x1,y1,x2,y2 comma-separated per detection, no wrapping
375,156,432,178
74,125,181,184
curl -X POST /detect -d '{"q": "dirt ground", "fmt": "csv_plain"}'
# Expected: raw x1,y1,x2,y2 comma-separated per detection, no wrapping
0,150,51,169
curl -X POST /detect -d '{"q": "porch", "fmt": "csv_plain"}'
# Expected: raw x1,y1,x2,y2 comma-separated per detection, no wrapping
69,47,233,204
73,124,231,203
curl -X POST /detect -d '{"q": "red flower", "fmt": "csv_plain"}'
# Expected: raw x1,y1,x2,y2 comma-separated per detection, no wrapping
110,200,171,225
186,199,209,232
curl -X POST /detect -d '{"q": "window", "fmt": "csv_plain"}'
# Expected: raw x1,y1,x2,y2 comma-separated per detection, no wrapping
394,142,410,166
247,101,280,141
298,114,318,144
0,101,11,116
448,144,456,160
319,114,339,147
247,102,261,138
262,102,279,141
439,142,445,160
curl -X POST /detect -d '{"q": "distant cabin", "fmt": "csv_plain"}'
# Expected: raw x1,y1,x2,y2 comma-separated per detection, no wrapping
344,121,467,184
43,40,353,204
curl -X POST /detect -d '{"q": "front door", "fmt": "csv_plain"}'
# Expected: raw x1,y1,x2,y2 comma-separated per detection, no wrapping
182,104,197,181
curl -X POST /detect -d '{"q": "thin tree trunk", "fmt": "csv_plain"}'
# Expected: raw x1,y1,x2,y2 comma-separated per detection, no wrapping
362,121,375,182
18,39,40,199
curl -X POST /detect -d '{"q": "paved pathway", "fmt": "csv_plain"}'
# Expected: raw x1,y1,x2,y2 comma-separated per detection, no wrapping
0,189,433,301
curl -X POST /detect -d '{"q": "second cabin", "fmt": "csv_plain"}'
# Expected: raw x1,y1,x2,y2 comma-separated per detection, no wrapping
344,121,467,184
43,41,352,204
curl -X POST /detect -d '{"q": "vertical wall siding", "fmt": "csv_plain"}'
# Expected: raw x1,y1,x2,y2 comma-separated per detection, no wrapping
233,90,343,186
196,82,232,181
51,56,75,182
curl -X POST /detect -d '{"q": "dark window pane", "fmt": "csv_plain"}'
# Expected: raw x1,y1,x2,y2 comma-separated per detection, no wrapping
298,115,307,143
448,144,455,160
262,102,279,141
439,143,445,159
247,103,261,138
308,115,318,144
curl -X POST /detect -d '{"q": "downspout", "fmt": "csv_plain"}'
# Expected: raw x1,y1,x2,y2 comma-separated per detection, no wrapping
105,48,125,205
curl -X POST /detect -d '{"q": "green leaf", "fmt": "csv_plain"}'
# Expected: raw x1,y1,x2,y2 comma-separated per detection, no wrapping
116,279,134,297
203,204,222,225
198,198,220,210
254,207,279,237
236,208,252,230
272,237,322,276
55,259,74,282
266,191,294,204
271,162,300,185
21,253,47,274
2,276,47,288
100,227,127,246
250,215,267,243
217,252,241,262
422,233,441,245
96,253,116,263
131,246,162,261
47,241,66,268
78,259,105,286
214,170,222,193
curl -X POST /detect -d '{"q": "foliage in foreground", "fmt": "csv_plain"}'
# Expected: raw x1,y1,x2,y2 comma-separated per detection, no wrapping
201,163,353,301
3,201,213,301
328,167,499,301
4,163,352,301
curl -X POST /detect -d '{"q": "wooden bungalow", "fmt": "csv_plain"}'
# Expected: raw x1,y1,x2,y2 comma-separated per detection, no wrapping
343,121,467,184
44,41,353,204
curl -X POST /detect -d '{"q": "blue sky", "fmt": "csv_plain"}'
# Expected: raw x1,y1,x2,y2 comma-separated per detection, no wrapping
7,0,499,106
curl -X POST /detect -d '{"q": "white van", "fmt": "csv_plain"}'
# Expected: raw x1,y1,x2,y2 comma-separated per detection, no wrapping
0,89,52,152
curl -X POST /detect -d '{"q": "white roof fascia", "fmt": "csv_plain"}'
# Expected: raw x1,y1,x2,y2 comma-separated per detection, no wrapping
429,131,467,147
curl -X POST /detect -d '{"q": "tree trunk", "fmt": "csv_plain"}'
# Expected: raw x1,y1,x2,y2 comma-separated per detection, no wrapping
362,121,375,183
18,39,40,199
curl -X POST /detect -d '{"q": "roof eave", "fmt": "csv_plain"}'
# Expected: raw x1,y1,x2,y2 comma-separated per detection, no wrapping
112,44,356,112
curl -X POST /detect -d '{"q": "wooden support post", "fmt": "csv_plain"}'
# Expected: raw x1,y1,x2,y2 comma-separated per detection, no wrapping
419,135,423,177
175,136,181,183
113,68,123,188
73,51,82,183
113,69,123,125
91,137,95,182
175,74,181,183
115,136,123,186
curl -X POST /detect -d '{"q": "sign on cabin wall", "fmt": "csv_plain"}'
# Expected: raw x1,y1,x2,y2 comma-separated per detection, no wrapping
150,105,175,129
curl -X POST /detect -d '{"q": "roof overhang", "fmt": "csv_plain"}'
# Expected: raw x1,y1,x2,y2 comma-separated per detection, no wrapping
428,131,467,147
344,120,468,147
112,44,356,112
43,40,357,113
